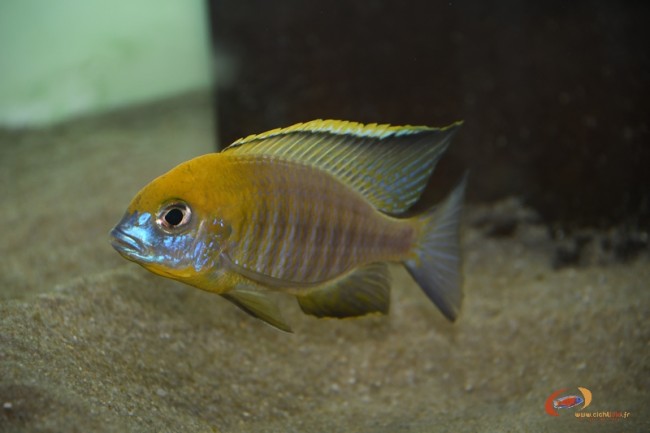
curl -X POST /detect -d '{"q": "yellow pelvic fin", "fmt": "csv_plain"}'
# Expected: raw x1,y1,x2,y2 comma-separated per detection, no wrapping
296,262,390,318
222,289,292,333
223,119,463,214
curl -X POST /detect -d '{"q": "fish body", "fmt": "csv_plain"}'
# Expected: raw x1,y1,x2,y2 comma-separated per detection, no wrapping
111,119,466,331
553,395,585,410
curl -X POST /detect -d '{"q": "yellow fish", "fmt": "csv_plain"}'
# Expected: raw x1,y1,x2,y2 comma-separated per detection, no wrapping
110,119,466,332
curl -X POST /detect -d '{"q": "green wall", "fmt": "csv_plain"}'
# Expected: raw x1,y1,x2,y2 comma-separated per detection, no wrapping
0,0,213,127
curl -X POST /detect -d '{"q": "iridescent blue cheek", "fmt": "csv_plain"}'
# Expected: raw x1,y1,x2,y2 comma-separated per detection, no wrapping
158,231,199,267
110,211,220,273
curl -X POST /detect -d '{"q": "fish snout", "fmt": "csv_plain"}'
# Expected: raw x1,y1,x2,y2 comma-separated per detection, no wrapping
109,225,145,257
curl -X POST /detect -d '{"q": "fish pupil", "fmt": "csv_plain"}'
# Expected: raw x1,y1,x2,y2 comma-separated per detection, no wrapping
165,208,184,226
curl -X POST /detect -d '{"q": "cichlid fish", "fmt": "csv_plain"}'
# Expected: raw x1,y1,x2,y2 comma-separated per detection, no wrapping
110,119,466,332
553,395,584,410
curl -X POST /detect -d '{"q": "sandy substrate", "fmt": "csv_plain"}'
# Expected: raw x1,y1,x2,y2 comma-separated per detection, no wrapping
1,94,648,432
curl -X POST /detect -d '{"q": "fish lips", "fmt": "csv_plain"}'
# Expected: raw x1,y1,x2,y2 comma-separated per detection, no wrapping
110,225,146,260
110,212,149,261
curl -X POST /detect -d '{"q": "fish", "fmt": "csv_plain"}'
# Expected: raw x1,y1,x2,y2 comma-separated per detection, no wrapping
553,395,585,410
110,119,467,332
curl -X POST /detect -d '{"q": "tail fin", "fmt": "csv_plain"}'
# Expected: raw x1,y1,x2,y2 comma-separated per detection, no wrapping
404,174,467,321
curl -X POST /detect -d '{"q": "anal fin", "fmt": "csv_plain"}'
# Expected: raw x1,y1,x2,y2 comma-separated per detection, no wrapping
296,263,390,318
222,289,292,333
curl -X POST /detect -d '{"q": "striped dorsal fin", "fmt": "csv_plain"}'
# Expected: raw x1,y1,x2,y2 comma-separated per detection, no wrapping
223,119,462,214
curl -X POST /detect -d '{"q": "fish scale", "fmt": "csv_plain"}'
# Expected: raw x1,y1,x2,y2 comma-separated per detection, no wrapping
228,157,410,285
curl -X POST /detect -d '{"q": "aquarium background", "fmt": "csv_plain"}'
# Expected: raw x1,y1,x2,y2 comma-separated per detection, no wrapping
210,0,650,229
0,0,212,127
1,1,648,432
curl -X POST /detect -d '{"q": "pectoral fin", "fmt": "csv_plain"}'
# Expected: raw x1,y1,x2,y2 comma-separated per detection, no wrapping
222,289,292,333
296,263,390,318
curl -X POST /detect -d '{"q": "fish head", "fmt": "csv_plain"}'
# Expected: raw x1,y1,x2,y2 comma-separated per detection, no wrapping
110,157,231,283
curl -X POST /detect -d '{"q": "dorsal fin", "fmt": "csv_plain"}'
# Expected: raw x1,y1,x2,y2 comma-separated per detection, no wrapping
223,119,462,214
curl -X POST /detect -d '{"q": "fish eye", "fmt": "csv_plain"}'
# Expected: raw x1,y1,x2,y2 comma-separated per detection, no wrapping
156,201,192,231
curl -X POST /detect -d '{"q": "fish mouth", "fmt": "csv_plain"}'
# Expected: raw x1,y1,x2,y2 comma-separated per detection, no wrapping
110,226,145,258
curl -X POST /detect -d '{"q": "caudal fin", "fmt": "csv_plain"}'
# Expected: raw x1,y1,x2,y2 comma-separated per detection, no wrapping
404,174,467,321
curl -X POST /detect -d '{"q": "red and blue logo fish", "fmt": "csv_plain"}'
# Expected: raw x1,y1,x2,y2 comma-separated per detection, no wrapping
545,387,592,416
553,395,584,410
